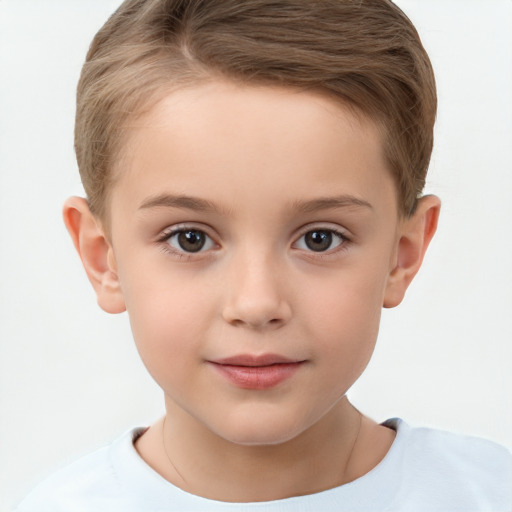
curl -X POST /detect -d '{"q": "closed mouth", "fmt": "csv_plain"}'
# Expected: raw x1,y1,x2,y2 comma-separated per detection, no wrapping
211,353,304,367
208,354,306,389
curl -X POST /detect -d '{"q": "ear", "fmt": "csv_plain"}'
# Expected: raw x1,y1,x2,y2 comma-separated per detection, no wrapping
383,195,441,308
63,197,126,314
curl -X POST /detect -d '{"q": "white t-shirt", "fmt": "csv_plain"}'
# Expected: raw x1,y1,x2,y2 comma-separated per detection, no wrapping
15,419,512,511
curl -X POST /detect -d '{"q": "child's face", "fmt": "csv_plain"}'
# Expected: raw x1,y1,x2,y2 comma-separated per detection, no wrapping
106,82,402,445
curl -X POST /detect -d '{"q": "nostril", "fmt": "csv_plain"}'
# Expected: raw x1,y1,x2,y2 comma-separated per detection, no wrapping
223,312,289,330
245,317,284,330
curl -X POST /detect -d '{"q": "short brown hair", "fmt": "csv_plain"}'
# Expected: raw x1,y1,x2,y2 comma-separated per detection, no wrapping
75,0,436,221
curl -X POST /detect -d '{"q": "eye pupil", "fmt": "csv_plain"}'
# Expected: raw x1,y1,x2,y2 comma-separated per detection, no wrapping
305,230,332,252
177,230,206,252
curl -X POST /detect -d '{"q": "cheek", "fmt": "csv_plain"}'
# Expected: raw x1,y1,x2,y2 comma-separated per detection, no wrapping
300,267,386,370
119,269,216,376
303,264,385,330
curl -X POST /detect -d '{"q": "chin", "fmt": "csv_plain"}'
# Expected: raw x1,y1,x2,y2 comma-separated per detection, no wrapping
210,411,312,447
221,428,301,447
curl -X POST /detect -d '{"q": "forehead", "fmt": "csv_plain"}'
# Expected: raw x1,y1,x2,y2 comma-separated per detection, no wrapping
110,81,396,222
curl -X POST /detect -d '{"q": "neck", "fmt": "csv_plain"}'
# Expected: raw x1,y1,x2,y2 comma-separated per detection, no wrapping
137,396,381,503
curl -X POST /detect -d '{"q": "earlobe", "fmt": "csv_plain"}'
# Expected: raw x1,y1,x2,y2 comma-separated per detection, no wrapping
383,195,441,308
63,197,126,314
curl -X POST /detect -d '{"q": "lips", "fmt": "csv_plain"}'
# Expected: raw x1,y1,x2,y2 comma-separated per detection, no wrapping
208,354,305,390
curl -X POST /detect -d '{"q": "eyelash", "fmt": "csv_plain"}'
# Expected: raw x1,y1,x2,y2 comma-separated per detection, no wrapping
156,225,351,260
293,227,350,257
156,226,216,260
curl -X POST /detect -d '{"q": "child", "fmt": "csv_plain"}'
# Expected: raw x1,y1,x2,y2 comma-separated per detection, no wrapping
15,0,511,510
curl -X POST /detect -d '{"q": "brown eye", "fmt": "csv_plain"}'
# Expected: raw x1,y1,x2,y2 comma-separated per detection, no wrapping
295,229,347,253
304,230,333,252
168,229,213,253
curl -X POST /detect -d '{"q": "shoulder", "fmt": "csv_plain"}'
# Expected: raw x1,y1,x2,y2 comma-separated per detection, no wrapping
399,419,511,476
385,419,512,511
14,428,146,512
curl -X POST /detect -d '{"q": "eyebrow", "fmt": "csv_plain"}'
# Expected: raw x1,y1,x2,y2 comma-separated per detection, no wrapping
139,194,221,213
292,195,373,213
138,193,373,215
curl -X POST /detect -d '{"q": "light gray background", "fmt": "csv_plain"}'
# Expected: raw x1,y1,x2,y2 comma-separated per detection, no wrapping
1,1,511,510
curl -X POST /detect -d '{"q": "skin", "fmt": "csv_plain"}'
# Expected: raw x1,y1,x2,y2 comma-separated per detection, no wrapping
64,81,440,502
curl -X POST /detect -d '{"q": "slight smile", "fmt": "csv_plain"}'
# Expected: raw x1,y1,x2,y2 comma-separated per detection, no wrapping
208,354,307,390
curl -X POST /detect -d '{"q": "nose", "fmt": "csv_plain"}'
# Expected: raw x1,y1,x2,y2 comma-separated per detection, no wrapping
221,251,292,330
